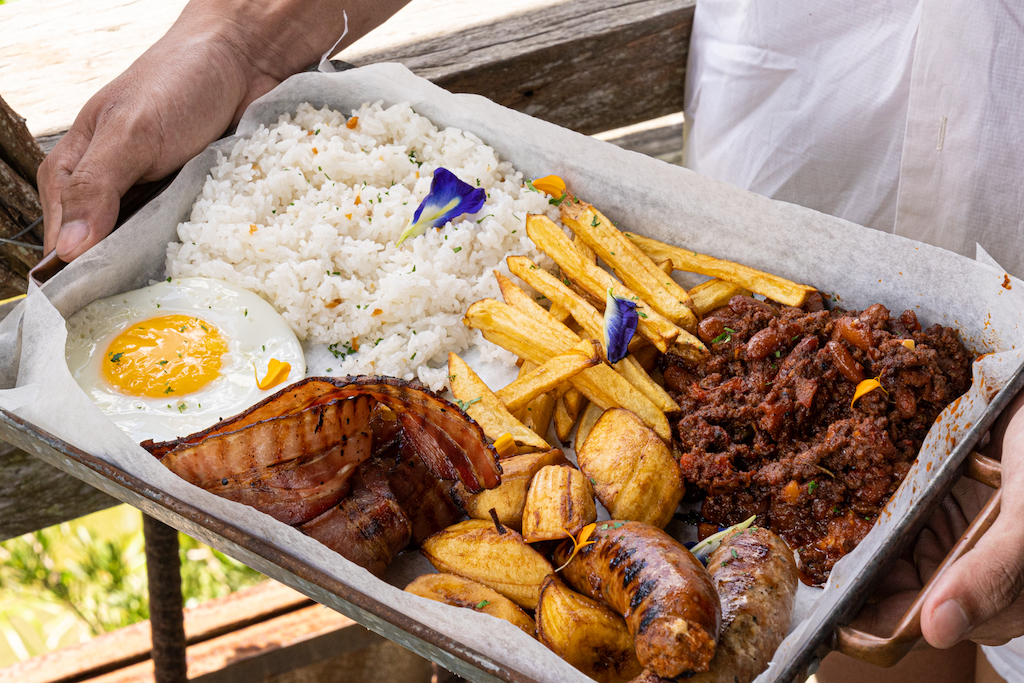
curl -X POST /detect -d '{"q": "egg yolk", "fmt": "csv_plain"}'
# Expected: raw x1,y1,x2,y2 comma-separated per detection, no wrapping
102,315,228,398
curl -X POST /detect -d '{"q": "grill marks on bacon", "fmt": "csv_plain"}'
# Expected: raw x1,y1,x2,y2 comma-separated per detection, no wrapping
160,396,374,525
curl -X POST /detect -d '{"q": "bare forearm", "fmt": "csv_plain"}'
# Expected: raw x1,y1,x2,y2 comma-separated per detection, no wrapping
173,0,412,82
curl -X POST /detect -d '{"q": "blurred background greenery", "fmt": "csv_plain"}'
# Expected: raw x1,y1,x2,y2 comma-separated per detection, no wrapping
0,505,264,667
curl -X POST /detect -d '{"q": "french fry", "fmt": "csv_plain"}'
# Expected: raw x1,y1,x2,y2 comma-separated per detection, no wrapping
688,278,752,316
554,397,575,444
574,232,596,263
513,362,556,438
448,352,550,452
614,355,678,413
575,403,605,449
656,259,674,275
526,214,681,354
625,232,817,307
508,256,604,341
497,339,602,413
560,200,698,332
463,298,672,441
631,342,658,372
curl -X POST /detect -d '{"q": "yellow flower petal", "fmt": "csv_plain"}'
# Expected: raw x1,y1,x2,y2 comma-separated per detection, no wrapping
256,358,291,391
493,432,518,458
902,339,915,350
531,175,566,197
851,378,887,408
555,522,597,572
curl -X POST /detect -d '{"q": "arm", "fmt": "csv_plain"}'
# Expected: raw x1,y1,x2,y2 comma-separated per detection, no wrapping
39,0,411,261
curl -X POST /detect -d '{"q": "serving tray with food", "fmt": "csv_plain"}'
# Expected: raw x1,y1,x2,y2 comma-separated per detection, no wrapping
1,64,1022,683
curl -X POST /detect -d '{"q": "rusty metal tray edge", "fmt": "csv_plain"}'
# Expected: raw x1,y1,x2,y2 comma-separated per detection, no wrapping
0,407,531,683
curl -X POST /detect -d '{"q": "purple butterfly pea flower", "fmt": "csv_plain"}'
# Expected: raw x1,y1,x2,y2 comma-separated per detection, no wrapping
395,168,487,246
603,289,639,364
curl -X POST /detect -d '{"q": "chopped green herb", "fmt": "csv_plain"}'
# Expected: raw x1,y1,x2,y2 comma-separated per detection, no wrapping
410,353,417,360
476,214,494,224
600,524,609,530
613,522,625,529
453,246,462,253
475,600,490,609
166,277,172,283
157,360,168,366
325,368,332,372
177,403,187,413
108,352,124,363
808,481,818,494
637,311,648,319
711,331,732,344
774,349,782,358
164,386,174,395
525,179,539,193
244,309,248,317
453,397,483,411
591,216,600,227
563,278,572,286
731,548,739,559
548,192,568,207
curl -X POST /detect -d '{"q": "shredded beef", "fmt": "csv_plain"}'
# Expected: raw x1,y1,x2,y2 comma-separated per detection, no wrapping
663,294,972,585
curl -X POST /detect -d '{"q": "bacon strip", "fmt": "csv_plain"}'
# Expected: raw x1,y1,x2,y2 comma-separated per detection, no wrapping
143,376,500,492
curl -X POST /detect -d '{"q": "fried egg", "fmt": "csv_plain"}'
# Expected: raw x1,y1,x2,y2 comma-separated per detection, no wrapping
65,277,305,443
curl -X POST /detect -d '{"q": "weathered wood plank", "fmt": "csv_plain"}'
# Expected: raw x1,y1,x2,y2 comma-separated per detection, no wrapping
1,580,312,683
0,445,118,541
0,94,45,186
3,0,691,137
341,0,693,135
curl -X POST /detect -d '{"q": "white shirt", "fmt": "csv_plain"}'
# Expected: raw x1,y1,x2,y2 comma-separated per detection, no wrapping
684,0,1024,280
684,0,1024,676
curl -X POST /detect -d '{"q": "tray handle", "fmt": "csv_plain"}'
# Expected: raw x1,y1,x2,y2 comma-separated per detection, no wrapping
833,451,1002,667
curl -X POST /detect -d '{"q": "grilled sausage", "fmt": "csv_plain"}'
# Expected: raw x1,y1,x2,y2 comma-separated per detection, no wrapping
628,527,799,683
553,521,721,677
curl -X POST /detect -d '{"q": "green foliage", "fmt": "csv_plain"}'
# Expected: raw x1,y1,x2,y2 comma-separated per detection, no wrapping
0,506,263,665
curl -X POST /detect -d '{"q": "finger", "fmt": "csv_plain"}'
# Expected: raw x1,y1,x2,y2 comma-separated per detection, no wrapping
922,410,1024,648
38,126,92,254
55,103,158,261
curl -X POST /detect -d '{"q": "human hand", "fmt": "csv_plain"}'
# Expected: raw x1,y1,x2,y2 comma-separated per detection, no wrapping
39,14,280,260
849,389,1024,649
39,0,410,261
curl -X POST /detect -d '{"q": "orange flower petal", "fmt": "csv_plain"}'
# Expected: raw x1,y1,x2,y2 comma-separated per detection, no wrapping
851,378,887,408
256,358,291,391
555,522,597,572
493,432,518,458
531,175,566,197
902,339,916,350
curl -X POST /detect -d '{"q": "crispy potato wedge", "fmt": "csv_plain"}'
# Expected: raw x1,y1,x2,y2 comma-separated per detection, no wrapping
512,361,557,438
689,278,752,316
460,449,569,531
536,576,643,683
526,215,681,354
448,352,550,452
553,397,575,444
576,403,605,449
497,339,602,413
560,200,698,332
656,259,674,275
405,573,536,637
522,465,597,542
463,299,672,441
625,232,816,307
563,387,586,421
577,408,685,528
421,519,553,609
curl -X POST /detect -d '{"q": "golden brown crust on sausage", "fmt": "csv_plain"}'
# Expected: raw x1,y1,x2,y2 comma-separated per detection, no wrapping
627,527,799,683
553,521,721,677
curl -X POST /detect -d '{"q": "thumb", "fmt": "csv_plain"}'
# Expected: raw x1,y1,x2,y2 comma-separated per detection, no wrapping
54,112,155,261
921,408,1024,647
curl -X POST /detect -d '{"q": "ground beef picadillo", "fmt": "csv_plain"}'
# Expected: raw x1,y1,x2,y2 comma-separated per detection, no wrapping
661,293,973,585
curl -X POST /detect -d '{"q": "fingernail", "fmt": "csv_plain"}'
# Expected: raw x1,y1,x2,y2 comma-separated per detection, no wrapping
56,221,89,259
932,599,971,647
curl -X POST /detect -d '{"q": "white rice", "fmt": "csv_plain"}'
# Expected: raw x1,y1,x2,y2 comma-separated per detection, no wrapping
167,102,559,391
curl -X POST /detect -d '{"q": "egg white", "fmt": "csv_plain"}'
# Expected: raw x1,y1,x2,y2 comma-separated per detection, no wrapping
65,277,305,444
